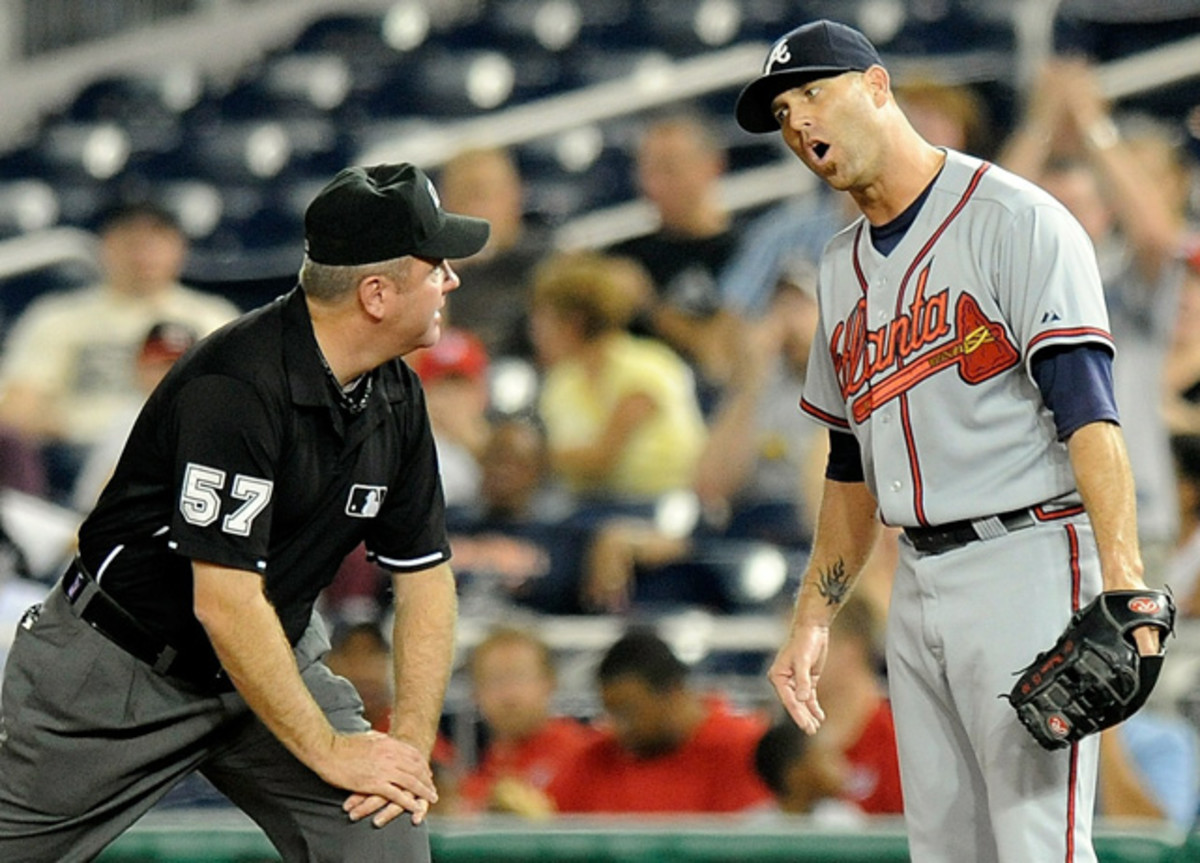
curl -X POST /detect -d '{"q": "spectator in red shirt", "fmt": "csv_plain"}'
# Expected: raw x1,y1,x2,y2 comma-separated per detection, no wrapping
817,593,904,814
547,628,772,813
461,626,596,816
753,719,865,827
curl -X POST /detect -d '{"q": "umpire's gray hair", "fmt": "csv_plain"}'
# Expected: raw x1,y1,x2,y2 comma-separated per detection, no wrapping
298,256,412,303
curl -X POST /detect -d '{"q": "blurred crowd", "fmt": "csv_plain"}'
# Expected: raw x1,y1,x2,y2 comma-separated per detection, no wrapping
3,55,1200,831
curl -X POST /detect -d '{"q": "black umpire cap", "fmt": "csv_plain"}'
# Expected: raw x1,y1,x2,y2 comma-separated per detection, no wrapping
304,163,490,266
735,19,884,134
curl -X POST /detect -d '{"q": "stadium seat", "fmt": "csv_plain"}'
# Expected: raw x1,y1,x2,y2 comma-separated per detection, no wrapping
0,179,59,238
65,69,202,125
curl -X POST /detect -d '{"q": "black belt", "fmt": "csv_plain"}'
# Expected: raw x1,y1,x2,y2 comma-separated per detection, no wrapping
61,559,232,692
903,507,1037,555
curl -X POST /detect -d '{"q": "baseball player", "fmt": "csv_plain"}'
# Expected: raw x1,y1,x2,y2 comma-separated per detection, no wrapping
735,20,1164,862
0,163,488,862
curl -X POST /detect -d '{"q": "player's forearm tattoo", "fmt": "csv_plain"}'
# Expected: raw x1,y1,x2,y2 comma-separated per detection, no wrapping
816,559,851,607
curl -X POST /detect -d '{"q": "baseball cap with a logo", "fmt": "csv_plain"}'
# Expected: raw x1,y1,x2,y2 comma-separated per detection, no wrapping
735,19,884,134
305,163,490,266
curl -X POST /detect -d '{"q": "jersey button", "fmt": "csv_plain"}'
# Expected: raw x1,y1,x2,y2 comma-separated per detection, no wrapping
890,480,903,492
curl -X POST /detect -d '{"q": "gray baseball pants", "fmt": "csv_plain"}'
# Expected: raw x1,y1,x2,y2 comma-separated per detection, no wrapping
0,585,429,862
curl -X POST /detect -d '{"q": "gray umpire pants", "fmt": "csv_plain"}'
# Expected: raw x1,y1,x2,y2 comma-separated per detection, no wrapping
0,584,430,863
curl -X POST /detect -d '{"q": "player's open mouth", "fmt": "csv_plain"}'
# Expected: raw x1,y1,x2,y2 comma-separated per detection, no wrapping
809,140,831,163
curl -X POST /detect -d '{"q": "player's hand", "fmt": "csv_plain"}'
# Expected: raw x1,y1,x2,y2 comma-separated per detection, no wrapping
767,623,830,735
1132,624,1162,657
314,731,437,826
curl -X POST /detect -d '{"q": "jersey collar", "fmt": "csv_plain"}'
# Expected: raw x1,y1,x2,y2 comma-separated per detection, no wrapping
281,287,334,409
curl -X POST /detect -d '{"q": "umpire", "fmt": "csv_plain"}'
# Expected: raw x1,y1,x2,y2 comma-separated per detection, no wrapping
0,163,488,862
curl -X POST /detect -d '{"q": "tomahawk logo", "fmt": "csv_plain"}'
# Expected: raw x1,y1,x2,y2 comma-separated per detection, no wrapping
765,39,791,72
346,485,387,518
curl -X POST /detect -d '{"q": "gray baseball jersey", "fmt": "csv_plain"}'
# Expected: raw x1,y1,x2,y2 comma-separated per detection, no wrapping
800,150,1113,527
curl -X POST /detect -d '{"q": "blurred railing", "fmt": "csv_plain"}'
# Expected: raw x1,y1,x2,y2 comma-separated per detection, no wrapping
92,812,1195,863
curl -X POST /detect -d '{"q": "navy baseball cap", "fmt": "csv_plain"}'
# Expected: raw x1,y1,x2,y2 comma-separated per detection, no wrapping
305,163,490,266
735,19,884,134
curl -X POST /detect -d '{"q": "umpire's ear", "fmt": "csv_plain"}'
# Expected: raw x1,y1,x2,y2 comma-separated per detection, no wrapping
358,272,391,321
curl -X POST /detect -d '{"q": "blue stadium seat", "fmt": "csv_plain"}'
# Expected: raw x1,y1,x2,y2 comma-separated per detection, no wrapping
65,69,201,125
800,0,1013,55
636,0,762,56
365,46,566,117
463,0,643,53
291,12,393,59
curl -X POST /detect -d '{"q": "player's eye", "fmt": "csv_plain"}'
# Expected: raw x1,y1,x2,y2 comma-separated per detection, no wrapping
773,105,788,127
805,84,821,99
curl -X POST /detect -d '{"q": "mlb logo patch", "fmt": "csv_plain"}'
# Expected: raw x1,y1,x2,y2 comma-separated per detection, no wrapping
346,485,387,518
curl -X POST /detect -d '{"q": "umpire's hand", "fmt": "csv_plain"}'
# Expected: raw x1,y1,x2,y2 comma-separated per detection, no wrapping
316,731,437,827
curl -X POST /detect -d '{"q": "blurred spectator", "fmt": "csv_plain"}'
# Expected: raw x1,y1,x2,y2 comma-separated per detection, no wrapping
719,186,853,321
693,271,824,550
1162,434,1200,617
460,626,596,817
0,201,239,499
578,513,695,614
326,619,394,732
546,628,771,813
318,542,391,632
893,77,994,159
1000,59,1197,575
0,427,45,497
70,320,198,512
407,328,492,508
437,147,549,360
447,417,588,615
609,110,745,399
1165,264,1200,435
577,273,825,613
753,720,865,826
1098,711,1200,831
814,595,903,815
530,251,707,505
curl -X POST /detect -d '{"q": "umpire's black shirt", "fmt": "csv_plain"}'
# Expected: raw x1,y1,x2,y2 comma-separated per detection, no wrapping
79,287,449,667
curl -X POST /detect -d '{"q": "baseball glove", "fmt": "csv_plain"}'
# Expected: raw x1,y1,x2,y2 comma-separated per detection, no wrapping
1005,589,1175,750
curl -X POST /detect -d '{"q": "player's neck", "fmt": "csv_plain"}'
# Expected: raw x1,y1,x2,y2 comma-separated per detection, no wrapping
854,138,945,227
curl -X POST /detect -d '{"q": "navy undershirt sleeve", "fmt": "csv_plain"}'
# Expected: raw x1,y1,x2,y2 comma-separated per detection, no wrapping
825,429,865,482
1031,344,1120,440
